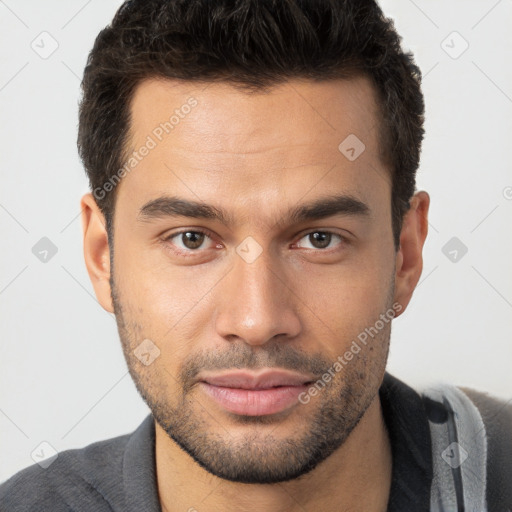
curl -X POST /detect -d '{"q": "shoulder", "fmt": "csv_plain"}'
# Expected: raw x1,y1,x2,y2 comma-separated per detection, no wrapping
441,385,512,510
420,381,512,452
457,386,512,457
0,431,131,512
458,386,512,421
460,387,512,510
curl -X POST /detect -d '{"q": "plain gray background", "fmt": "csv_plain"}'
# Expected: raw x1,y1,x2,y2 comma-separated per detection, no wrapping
1,0,511,482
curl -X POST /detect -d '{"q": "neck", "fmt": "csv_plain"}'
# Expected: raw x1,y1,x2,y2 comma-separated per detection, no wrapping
155,393,392,512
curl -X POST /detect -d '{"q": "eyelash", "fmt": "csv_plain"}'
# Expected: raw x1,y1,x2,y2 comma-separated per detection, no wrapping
162,228,347,256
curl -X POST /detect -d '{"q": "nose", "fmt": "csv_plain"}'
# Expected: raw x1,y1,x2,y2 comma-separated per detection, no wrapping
214,244,302,346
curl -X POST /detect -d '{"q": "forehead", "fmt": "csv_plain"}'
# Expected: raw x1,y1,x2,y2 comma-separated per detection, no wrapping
118,75,389,213
128,75,382,152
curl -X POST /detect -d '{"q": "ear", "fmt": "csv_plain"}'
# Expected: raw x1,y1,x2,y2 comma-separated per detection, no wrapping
81,193,114,313
393,190,430,316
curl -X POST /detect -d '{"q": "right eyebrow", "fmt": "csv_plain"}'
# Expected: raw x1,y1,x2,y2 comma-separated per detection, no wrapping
138,197,233,225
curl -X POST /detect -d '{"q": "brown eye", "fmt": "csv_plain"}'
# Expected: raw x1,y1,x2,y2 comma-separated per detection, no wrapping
296,231,343,250
165,230,214,252
180,231,206,249
308,232,331,249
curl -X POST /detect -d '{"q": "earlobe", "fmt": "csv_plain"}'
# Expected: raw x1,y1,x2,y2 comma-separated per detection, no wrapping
393,191,430,316
81,193,114,313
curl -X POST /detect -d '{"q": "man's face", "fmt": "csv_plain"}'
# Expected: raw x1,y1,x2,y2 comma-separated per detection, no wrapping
103,76,400,483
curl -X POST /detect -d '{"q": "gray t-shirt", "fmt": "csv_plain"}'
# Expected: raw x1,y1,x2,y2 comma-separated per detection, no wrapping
0,415,161,512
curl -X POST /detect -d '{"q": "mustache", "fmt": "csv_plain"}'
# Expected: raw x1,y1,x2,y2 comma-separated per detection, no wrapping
178,342,332,392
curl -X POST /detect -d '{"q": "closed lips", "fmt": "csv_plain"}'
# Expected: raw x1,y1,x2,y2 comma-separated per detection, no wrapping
199,370,316,390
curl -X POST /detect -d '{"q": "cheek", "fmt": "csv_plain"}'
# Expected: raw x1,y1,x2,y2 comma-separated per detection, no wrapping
114,240,227,344
290,250,394,355
296,252,393,313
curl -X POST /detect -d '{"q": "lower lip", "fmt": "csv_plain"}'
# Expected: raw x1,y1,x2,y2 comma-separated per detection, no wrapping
200,382,309,416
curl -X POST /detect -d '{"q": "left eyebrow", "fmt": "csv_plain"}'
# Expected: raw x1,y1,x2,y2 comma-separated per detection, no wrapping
137,194,371,226
286,194,371,224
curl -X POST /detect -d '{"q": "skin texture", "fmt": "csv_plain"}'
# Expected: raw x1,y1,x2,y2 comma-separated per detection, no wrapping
81,76,429,512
